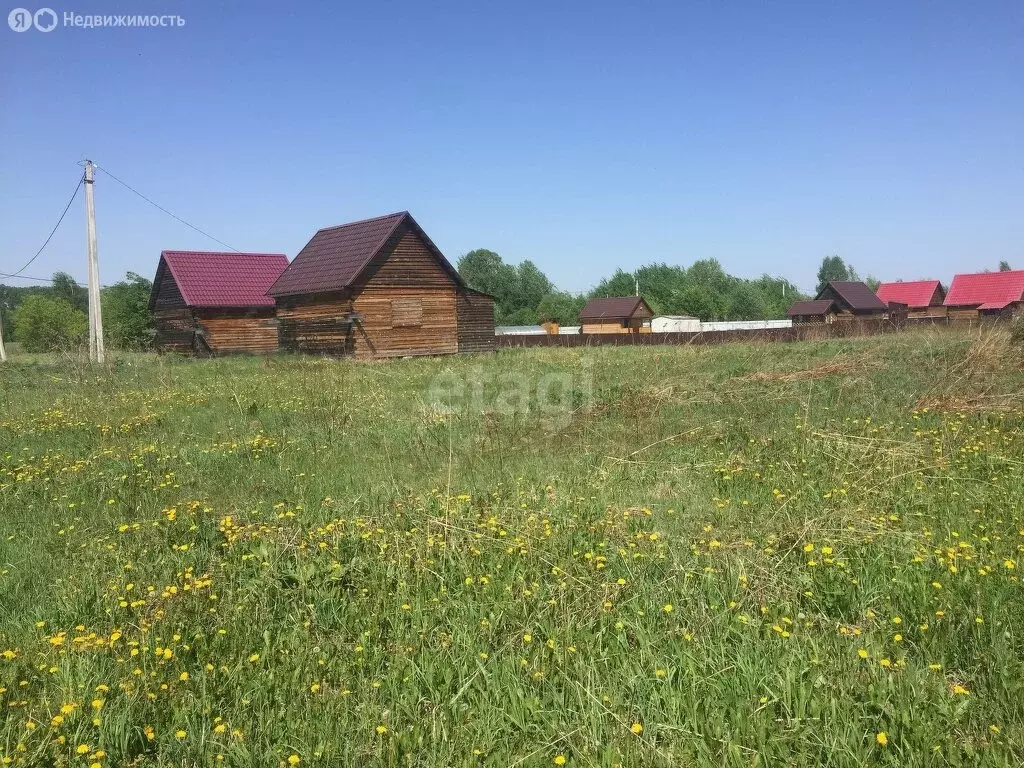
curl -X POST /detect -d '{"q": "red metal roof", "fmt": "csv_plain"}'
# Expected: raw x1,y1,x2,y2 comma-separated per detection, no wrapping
944,270,1024,309
159,251,288,308
875,280,944,309
268,211,464,297
579,296,654,322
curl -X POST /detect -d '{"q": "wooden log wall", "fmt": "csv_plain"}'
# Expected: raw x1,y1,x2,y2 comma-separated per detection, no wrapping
352,288,458,358
195,311,279,354
153,309,196,353
276,296,355,355
457,292,496,353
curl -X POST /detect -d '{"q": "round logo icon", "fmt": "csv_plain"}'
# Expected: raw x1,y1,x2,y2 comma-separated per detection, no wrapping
34,7,58,31
8,7,33,31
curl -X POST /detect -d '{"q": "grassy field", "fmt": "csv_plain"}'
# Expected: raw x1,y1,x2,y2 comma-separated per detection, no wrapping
1,328,1023,767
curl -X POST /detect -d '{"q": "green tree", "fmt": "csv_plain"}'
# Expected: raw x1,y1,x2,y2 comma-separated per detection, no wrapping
591,269,639,300
51,271,88,313
864,275,881,292
513,261,553,317
102,272,153,349
816,255,856,294
536,291,586,325
12,295,87,352
999,261,1013,272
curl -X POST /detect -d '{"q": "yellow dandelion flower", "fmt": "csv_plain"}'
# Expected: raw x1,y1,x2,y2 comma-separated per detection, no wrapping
876,732,888,746
630,722,643,734
288,756,301,766
663,604,673,613
553,756,567,766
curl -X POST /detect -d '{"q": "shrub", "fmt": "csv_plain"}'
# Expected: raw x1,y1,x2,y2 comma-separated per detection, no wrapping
12,295,88,352
102,272,153,349
1011,317,1024,346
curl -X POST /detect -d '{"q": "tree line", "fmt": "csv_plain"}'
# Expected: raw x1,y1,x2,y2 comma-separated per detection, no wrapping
457,249,807,325
0,272,153,351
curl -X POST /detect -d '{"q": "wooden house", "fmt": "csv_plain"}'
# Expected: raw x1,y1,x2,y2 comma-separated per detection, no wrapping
786,299,838,325
149,251,289,354
268,212,495,358
814,281,889,319
876,280,947,319
944,270,1024,323
579,297,654,334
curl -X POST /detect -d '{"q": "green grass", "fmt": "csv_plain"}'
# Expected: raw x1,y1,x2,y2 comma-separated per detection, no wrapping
1,328,1023,767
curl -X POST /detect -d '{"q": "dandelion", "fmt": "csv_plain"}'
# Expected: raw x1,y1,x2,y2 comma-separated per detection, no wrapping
175,730,187,740
288,756,301,766
523,633,532,644
553,756,567,766
857,648,869,659
876,732,888,746
376,725,388,735
179,672,189,681
76,744,90,755
630,722,643,734
663,604,673,613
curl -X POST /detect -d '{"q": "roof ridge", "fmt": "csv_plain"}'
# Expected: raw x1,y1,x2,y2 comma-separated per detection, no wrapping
314,210,408,235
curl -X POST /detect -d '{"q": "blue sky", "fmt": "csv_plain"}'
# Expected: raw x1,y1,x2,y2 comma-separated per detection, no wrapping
1,0,1021,294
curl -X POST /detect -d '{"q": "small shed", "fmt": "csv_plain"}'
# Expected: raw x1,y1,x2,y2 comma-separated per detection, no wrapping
944,270,1024,322
876,280,946,318
579,297,654,334
149,251,289,354
815,281,889,318
651,315,701,333
269,211,495,357
787,299,838,324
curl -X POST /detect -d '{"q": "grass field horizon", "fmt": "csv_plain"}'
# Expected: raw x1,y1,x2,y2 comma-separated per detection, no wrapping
2,328,1023,766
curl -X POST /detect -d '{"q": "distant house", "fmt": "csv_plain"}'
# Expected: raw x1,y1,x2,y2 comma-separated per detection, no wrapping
876,280,946,318
651,315,700,333
579,297,654,334
268,212,495,357
814,281,890,318
944,270,1024,322
149,251,288,354
787,299,838,324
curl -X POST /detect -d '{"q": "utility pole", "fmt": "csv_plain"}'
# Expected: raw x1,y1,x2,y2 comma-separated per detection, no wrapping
84,160,105,363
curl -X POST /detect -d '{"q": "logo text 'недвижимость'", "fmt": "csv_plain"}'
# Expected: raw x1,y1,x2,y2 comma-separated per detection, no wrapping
8,8,185,32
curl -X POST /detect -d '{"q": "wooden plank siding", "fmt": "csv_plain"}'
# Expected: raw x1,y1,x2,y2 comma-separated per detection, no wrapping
276,294,355,355
195,311,279,354
457,292,497,353
352,288,458,358
153,308,197,353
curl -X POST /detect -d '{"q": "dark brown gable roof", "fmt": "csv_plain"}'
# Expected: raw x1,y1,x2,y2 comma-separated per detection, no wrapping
817,281,888,312
268,211,464,297
579,296,653,322
787,299,836,317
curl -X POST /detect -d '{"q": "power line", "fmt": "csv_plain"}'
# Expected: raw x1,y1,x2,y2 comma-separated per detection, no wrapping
95,164,241,253
0,173,84,279
0,272,109,289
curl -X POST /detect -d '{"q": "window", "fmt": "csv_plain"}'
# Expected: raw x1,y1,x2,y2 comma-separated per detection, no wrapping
391,297,423,328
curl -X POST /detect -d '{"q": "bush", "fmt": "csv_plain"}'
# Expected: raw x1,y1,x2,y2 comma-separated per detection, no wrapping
12,295,88,352
1011,317,1024,346
102,272,153,349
